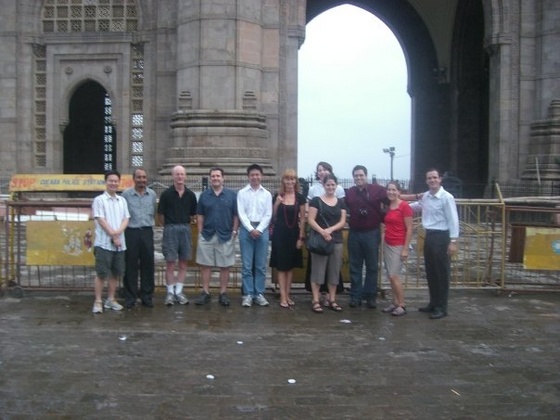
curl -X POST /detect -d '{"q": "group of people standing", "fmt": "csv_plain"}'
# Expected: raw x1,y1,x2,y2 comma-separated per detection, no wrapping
90,161,459,321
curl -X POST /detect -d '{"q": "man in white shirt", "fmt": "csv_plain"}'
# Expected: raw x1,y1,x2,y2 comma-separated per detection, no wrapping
91,170,130,314
237,164,272,307
410,168,459,319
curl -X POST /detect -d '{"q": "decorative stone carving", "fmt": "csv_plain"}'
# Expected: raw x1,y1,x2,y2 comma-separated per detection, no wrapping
178,91,192,111
242,91,257,111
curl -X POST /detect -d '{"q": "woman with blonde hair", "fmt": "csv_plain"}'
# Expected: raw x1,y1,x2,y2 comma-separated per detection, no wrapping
269,169,307,307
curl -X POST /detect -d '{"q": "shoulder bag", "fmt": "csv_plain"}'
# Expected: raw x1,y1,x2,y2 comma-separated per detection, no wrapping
306,199,334,255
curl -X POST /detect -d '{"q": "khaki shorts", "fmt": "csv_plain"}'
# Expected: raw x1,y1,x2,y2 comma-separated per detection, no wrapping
196,234,236,268
383,242,405,276
94,246,125,279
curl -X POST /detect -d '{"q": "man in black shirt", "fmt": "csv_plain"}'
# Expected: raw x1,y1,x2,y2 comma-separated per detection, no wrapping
157,165,197,306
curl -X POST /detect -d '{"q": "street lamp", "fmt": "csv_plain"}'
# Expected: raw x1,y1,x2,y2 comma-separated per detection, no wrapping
383,147,396,180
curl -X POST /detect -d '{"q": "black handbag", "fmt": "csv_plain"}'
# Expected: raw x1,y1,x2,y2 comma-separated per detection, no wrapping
306,229,334,255
306,200,334,255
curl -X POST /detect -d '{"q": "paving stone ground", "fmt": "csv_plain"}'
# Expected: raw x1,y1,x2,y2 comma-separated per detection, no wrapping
0,288,559,419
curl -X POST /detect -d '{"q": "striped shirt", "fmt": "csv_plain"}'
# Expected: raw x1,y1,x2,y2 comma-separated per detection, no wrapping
92,191,130,251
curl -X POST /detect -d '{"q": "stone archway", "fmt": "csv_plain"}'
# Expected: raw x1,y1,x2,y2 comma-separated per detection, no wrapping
63,81,116,174
305,0,488,196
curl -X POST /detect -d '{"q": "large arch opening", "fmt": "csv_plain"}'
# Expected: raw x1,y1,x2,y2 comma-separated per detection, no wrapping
298,5,410,183
304,0,489,197
63,81,116,174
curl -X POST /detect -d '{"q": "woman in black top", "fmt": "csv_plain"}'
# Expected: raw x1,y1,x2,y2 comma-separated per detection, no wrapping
269,169,307,308
307,174,347,313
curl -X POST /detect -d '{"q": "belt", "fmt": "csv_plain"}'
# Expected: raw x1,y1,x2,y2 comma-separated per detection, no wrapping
350,227,378,233
425,229,449,234
128,226,153,230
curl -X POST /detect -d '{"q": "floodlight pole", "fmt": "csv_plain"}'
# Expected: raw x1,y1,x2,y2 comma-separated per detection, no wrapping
383,146,396,180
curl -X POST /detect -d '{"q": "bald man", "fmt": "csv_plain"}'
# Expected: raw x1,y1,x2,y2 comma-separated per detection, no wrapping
157,165,198,306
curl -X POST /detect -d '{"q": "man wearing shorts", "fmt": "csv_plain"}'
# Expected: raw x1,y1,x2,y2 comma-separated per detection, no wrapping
91,170,130,314
195,167,239,306
157,165,198,306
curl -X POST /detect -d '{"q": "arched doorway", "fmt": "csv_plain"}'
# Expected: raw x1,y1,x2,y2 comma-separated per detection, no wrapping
63,81,116,174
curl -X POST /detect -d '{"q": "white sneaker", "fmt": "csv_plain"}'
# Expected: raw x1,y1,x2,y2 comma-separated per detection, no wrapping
175,293,189,305
103,299,123,311
92,301,103,314
165,293,175,306
253,294,269,306
241,295,253,307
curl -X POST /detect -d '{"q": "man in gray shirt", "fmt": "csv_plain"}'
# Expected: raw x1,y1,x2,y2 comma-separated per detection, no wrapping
122,168,157,308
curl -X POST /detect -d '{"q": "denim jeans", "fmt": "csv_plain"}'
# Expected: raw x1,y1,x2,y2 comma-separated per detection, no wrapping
239,226,269,296
348,228,380,301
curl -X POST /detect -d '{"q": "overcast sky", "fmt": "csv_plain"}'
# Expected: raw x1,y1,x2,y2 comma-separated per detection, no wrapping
297,4,411,182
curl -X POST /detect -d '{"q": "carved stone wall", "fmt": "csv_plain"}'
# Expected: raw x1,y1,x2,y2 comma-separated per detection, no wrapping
0,0,558,195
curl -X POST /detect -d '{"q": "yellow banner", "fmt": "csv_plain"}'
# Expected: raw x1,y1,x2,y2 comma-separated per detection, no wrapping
10,174,133,192
524,227,560,270
27,221,96,266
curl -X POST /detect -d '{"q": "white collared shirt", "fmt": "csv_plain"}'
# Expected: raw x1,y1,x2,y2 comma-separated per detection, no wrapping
411,186,459,239
237,183,272,232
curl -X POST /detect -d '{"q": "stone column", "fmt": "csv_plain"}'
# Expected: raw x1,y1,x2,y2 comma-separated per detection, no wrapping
484,4,519,185
161,0,301,176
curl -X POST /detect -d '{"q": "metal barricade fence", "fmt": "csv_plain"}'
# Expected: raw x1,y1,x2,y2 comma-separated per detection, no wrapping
378,199,507,293
378,198,559,293
2,188,558,296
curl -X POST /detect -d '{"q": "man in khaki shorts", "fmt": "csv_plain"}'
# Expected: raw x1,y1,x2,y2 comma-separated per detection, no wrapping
91,170,130,313
195,167,239,306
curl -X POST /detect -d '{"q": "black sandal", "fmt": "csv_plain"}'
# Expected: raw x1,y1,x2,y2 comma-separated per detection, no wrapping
329,302,343,312
312,301,323,313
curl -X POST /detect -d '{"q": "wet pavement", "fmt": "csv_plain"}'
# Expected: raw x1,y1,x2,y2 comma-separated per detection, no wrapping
0,288,559,419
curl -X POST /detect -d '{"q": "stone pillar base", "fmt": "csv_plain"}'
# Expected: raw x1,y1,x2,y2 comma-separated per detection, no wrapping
159,110,276,177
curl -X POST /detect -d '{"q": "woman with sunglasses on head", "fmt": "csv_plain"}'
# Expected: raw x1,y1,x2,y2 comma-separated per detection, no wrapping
307,161,346,201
